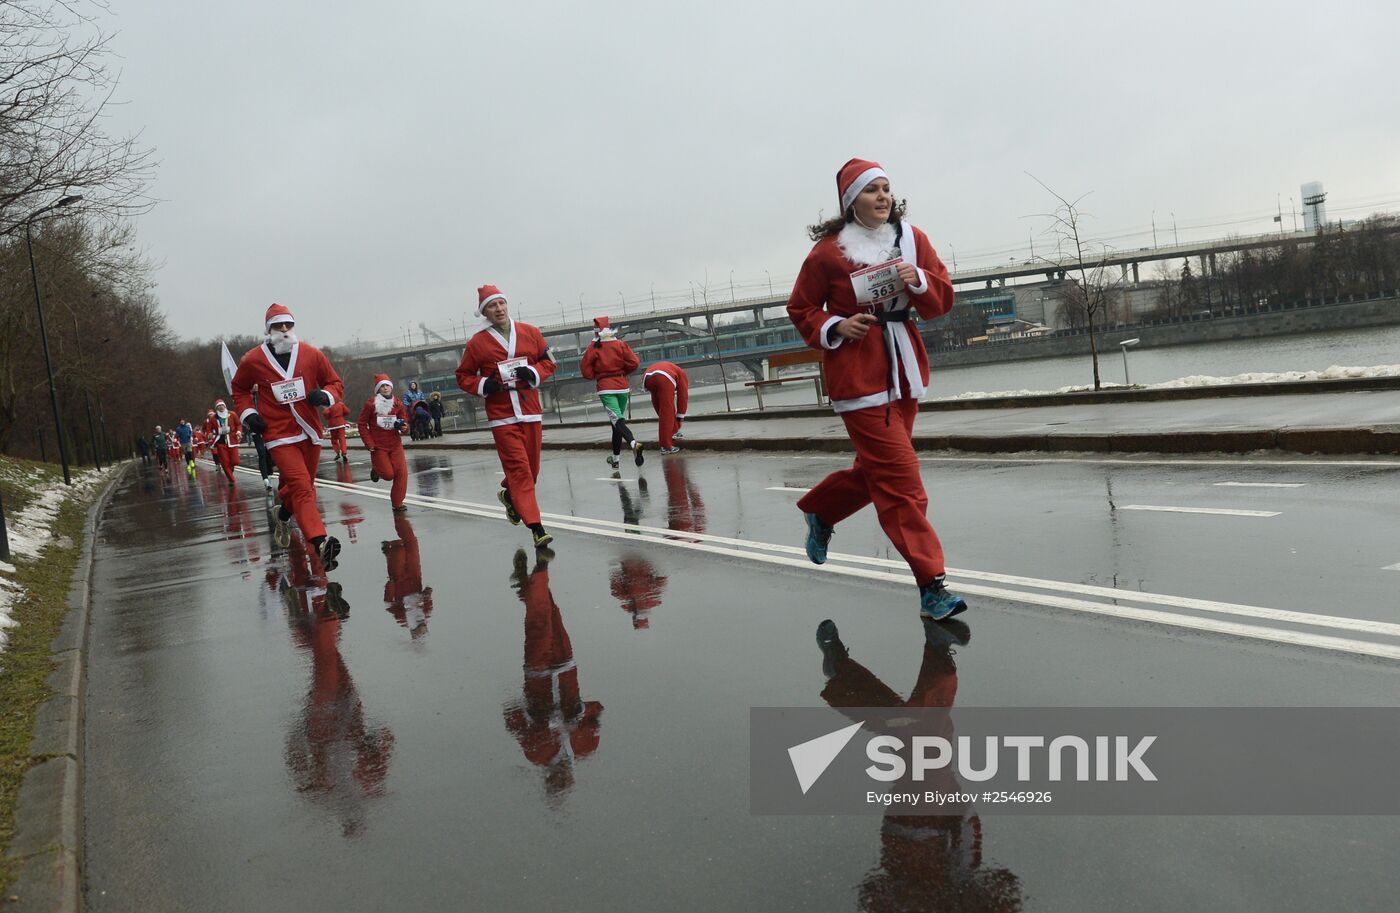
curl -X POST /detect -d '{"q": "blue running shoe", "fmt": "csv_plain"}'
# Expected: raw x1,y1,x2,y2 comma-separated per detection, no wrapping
804,512,833,565
919,581,968,621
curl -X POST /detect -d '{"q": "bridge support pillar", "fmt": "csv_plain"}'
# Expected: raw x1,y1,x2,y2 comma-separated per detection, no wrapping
753,307,766,327
1132,262,1140,284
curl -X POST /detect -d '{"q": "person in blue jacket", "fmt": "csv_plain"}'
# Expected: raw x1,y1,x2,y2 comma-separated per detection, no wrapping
175,419,196,473
401,381,426,413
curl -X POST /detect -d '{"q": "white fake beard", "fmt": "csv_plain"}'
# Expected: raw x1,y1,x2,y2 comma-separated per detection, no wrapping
268,329,298,355
375,393,394,415
836,220,899,266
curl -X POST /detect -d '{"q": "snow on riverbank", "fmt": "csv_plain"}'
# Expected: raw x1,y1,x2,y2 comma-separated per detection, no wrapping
940,364,1400,401
0,466,115,654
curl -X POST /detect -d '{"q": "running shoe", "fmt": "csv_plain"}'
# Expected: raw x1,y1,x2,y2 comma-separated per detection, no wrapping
497,487,521,525
804,512,833,565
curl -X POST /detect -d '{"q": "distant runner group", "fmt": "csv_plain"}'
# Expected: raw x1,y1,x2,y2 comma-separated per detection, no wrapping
150,156,967,623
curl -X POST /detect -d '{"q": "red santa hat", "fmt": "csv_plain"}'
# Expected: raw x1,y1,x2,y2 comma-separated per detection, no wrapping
373,373,393,393
214,399,226,408
837,158,889,213
264,302,296,331
477,285,506,316
593,316,616,339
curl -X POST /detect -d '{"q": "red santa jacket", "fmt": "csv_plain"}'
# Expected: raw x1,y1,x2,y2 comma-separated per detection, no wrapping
324,401,351,432
231,341,345,449
203,412,240,447
643,361,689,417
580,338,639,393
356,396,408,451
454,321,556,428
786,221,954,413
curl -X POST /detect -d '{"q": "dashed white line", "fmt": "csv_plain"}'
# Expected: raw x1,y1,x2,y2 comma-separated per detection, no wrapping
1213,482,1305,488
766,486,812,493
1384,563,1400,572
1119,505,1281,518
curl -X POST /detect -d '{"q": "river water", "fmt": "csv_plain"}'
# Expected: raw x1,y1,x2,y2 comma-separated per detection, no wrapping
676,324,1400,416
536,324,1400,421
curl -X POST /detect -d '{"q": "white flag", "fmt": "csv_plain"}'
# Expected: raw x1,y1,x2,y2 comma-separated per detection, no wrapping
220,341,238,395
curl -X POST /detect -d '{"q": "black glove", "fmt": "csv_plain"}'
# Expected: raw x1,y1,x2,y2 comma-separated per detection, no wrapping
482,377,503,395
243,413,267,435
394,419,406,430
308,389,332,408
513,366,536,388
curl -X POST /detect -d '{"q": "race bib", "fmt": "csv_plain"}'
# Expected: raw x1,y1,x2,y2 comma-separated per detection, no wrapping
376,415,398,429
850,259,906,307
270,378,307,404
498,357,529,383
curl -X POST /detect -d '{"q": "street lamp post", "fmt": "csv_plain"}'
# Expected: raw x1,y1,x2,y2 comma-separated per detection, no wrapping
70,312,102,470
729,270,735,303
1118,338,1140,386
618,291,626,316
764,269,773,297
25,193,84,486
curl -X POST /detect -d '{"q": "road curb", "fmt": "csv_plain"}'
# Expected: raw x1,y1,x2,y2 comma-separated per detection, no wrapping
3,463,127,913
393,426,1400,457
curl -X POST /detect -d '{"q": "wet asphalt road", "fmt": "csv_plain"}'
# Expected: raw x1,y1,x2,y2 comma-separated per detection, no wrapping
84,449,1400,912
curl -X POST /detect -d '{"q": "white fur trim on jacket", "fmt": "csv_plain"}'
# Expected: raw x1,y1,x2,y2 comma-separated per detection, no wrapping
819,314,845,350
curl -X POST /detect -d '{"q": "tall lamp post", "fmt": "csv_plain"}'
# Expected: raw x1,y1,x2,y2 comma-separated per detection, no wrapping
25,193,83,486
1118,338,1140,387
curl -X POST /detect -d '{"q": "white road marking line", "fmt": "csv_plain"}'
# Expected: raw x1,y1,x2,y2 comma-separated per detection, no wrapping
1384,563,1400,572
595,477,627,483
281,470,1400,661
916,455,1400,468
1213,482,1305,488
766,486,812,493
1119,505,1281,518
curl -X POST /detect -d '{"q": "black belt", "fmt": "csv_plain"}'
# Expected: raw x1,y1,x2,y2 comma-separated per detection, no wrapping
876,309,911,324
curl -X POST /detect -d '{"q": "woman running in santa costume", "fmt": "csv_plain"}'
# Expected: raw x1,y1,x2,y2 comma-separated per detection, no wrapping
231,303,347,570
786,158,967,622
357,374,410,513
454,285,557,549
643,360,688,454
580,317,644,468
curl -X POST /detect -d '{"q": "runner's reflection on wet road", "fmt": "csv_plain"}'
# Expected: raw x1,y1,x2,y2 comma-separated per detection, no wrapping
381,513,433,641
817,618,1025,912
503,547,604,805
279,532,395,838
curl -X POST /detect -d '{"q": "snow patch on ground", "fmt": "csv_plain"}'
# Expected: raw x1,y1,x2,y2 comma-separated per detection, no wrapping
0,466,114,654
939,365,1400,401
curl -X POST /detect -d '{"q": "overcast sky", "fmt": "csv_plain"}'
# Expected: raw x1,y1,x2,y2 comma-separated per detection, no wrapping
102,0,1400,348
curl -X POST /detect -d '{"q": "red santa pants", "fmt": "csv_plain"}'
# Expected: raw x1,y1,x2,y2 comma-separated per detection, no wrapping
492,421,543,526
213,441,240,482
644,375,679,449
369,445,409,508
329,427,348,457
796,398,945,585
270,440,327,541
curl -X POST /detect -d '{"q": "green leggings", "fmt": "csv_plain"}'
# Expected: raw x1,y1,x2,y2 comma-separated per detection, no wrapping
599,392,635,454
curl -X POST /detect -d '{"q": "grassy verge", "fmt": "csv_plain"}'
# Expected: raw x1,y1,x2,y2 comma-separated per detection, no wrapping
0,456,61,519
0,462,90,894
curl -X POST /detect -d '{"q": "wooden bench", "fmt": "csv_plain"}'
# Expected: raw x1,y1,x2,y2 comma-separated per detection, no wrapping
743,350,827,410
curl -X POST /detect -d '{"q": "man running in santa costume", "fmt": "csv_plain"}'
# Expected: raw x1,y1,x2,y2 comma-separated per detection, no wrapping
454,285,557,549
642,360,688,454
580,317,644,468
232,303,347,569
356,373,410,513
204,399,241,485
324,398,352,462
787,158,967,622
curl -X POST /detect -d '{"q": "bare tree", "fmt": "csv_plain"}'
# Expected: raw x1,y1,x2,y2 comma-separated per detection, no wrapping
0,0,155,236
1026,175,1130,390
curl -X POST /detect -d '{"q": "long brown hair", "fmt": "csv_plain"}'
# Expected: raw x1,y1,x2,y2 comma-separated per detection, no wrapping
806,198,909,241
